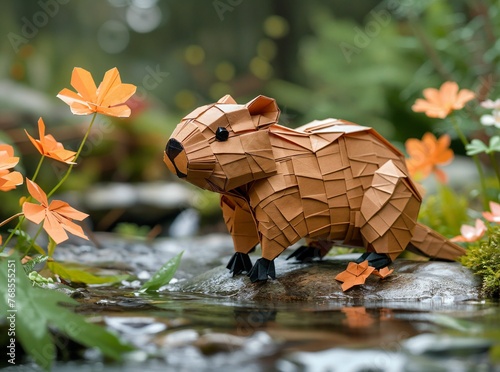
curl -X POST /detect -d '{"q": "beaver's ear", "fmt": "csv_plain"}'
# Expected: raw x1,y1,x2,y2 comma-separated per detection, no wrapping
246,95,280,128
217,94,237,104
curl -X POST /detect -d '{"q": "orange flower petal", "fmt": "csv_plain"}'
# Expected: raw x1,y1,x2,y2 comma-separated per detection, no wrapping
97,104,131,118
454,89,475,109
44,212,69,244
57,88,93,114
49,200,88,220
100,83,137,108
70,67,97,103
25,179,48,206
372,267,394,279
0,170,23,187
22,202,46,224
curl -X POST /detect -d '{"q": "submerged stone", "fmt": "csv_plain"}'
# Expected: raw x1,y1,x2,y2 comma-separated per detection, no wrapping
178,255,481,303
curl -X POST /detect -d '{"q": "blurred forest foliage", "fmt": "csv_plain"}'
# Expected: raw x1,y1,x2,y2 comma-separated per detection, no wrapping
0,0,498,197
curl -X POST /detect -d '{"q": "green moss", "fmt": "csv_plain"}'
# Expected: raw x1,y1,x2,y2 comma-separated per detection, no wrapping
460,225,500,298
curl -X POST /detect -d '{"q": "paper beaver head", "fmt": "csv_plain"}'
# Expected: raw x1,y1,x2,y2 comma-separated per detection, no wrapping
164,95,279,191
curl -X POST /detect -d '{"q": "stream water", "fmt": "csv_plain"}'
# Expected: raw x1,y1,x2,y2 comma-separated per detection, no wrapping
7,287,497,372
3,233,500,371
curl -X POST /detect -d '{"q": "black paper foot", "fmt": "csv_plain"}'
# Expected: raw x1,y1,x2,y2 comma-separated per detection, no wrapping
355,252,391,269
226,252,253,276
286,245,322,262
247,258,276,282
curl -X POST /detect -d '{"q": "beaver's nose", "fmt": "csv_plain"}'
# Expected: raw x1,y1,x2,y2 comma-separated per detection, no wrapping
165,138,187,178
166,138,183,161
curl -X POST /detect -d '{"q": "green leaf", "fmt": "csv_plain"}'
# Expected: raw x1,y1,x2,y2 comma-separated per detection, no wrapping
22,254,49,274
8,229,45,255
47,261,129,285
466,139,489,156
0,256,134,371
489,136,500,153
140,251,183,292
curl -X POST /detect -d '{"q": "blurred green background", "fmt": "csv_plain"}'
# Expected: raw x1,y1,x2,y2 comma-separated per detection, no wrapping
0,0,498,227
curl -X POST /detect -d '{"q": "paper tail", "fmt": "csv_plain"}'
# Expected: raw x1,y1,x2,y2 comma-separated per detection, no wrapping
407,223,466,260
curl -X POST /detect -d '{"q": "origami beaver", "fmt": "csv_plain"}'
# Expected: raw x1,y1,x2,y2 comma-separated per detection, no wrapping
164,95,465,287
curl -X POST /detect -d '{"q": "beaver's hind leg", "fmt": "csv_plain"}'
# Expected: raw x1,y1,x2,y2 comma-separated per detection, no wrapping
286,240,334,262
357,160,421,267
221,195,259,276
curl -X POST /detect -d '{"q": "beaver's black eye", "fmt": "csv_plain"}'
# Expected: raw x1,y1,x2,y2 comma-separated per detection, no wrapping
215,127,229,141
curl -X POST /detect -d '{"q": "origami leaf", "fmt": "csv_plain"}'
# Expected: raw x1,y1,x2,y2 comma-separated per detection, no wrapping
467,136,500,156
466,139,489,156
0,256,134,371
140,251,183,292
47,261,129,285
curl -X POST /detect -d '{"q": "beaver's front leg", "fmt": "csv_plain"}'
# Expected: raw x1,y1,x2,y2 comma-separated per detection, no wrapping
221,195,259,276
248,233,288,282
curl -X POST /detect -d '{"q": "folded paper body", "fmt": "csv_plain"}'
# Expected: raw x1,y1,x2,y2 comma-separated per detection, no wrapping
164,94,465,289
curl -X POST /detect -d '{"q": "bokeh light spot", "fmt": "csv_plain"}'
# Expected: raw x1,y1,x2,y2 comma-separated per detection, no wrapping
184,45,205,66
249,57,273,80
263,15,289,39
215,62,235,82
175,90,197,111
97,20,130,54
126,5,162,33
209,82,232,101
257,39,277,61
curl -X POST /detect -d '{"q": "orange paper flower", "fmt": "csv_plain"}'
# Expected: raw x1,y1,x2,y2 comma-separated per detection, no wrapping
451,219,486,243
372,267,394,279
57,67,136,117
25,118,76,164
22,179,89,244
483,201,500,223
412,81,475,118
335,260,375,291
0,144,23,192
405,132,454,183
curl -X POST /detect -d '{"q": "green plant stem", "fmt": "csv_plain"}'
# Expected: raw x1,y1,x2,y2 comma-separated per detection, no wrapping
449,114,488,209
489,152,500,189
25,224,44,255
31,156,45,182
47,112,97,198
2,217,24,250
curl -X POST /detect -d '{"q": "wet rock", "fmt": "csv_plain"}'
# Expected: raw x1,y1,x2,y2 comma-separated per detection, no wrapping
54,232,234,280
179,255,481,303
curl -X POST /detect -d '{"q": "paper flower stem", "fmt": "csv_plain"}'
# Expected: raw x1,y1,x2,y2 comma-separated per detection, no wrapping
0,212,23,228
47,112,97,198
31,155,45,183
488,152,500,189
2,217,24,250
449,114,488,209
24,224,44,255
